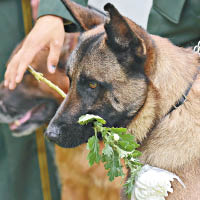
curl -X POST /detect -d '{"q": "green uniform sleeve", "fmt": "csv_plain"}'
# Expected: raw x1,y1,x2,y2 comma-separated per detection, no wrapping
147,0,200,47
38,0,88,25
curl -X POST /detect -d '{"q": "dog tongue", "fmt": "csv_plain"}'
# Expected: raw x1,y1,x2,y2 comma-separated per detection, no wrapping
10,111,32,130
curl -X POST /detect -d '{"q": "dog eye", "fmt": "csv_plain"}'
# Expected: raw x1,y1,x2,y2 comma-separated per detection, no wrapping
89,82,97,89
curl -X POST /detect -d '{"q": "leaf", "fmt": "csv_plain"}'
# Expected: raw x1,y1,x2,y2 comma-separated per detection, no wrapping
118,133,140,151
103,150,124,181
131,150,142,158
124,165,142,198
116,147,133,159
124,177,134,199
87,135,101,166
102,143,113,157
110,127,127,133
118,133,135,142
78,114,106,125
79,114,143,197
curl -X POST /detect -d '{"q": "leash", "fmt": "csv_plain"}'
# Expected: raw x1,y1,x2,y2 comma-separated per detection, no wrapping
21,1,52,200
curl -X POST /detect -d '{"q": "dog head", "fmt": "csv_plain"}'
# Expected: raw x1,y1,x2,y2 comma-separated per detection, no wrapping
0,33,79,137
46,2,154,147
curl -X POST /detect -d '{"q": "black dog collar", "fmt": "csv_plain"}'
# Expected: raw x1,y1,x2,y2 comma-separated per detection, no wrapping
166,67,200,116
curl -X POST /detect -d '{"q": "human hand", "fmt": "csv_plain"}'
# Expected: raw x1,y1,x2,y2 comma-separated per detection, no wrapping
5,15,65,90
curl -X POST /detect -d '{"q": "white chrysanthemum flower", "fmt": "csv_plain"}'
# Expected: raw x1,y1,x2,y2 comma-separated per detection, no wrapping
131,165,185,200
113,133,120,141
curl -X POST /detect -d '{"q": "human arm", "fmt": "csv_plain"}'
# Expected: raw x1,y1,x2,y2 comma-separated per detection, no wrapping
147,0,200,47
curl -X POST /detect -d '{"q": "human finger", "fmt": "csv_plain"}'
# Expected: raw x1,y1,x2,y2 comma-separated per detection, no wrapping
15,49,38,83
47,40,63,73
4,54,20,89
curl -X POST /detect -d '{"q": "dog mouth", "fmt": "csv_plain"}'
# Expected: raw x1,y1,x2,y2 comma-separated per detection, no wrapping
9,103,53,132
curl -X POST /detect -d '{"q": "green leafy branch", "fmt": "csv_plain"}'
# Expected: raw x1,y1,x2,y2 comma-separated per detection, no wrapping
78,114,143,198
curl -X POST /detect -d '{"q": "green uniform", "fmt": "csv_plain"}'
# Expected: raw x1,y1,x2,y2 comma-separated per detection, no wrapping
38,0,88,24
0,0,87,199
147,0,200,47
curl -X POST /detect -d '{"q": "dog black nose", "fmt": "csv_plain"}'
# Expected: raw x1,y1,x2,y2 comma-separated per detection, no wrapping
45,130,60,143
45,124,62,143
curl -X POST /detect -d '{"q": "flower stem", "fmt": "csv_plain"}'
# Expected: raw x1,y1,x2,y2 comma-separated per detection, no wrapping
28,65,67,98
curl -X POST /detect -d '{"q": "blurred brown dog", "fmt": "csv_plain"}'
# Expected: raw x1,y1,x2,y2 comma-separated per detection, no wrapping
0,32,122,200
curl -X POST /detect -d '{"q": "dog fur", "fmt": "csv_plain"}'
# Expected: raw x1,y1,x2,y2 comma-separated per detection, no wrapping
46,1,200,199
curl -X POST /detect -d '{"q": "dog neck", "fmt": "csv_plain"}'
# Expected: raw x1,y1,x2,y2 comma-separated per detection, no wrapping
127,37,200,199
127,82,158,142
128,35,200,170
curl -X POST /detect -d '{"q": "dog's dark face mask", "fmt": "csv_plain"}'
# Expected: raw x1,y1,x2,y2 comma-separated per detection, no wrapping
0,75,59,137
45,3,150,148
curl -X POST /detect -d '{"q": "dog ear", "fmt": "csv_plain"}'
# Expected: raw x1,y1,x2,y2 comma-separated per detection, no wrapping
104,3,147,74
61,0,106,31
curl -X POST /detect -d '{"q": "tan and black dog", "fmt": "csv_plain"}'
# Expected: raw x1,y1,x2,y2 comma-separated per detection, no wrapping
0,32,122,200
46,1,200,199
